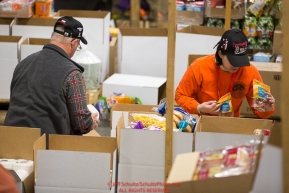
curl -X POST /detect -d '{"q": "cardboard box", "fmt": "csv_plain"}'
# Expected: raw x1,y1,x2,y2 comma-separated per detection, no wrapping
117,28,168,78
240,62,281,118
109,37,117,77
12,18,57,39
194,116,272,151
54,10,111,83
117,113,195,166
175,25,224,91
0,18,14,35
35,1,53,17
0,1,35,18
111,103,157,137
0,126,45,193
20,37,50,60
35,134,117,193
176,10,204,26
251,123,283,193
205,7,245,19
166,151,255,193
102,73,166,105
0,36,23,59
272,27,282,55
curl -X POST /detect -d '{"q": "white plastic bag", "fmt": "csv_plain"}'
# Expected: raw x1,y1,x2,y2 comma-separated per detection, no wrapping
73,46,102,90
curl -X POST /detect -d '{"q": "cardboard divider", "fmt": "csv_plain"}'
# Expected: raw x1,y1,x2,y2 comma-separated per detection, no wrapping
20,37,50,60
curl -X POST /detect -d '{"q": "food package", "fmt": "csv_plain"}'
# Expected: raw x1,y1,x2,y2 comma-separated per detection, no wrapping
217,92,234,117
252,79,270,112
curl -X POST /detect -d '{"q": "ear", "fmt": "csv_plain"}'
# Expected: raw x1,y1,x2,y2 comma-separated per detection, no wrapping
218,50,223,59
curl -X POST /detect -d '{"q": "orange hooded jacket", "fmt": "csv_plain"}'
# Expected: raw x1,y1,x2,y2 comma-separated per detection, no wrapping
175,54,274,118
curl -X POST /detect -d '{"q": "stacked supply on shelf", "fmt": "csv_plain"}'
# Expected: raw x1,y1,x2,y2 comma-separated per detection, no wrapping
243,0,282,63
203,0,245,29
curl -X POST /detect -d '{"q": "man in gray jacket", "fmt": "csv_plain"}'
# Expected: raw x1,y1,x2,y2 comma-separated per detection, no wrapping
4,16,99,144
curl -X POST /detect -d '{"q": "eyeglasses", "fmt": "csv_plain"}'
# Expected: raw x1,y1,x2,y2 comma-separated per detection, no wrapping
71,39,82,51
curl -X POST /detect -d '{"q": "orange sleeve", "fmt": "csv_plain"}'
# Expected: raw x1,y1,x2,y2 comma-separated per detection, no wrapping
246,65,275,119
175,60,202,114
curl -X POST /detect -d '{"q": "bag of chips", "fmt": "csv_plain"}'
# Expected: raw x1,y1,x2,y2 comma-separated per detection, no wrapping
217,92,234,117
252,79,270,112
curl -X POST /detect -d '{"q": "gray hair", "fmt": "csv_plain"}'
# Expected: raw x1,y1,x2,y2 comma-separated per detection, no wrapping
51,24,73,44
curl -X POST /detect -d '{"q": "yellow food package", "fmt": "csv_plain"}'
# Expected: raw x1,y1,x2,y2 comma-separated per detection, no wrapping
252,79,270,112
217,92,234,117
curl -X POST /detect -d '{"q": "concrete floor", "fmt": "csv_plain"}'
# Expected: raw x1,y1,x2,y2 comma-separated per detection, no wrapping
95,118,111,137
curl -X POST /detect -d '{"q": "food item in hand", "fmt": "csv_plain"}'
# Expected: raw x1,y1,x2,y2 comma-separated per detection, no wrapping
217,92,234,117
252,79,270,112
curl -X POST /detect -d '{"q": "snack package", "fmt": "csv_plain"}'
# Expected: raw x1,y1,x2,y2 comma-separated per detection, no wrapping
252,79,270,112
173,107,197,133
217,92,234,117
243,16,258,37
131,113,166,131
247,0,270,17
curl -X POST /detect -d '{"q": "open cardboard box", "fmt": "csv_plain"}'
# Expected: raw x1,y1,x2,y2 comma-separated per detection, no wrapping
117,28,168,78
35,134,117,193
102,73,166,106
175,26,224,91
0,126,46,193
110,103,157,137
194,116,273,151
20,38,50,61
54,10,111,82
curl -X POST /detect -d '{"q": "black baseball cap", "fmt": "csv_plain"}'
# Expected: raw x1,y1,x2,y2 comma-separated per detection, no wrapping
214,29,249,67
54,16,87,45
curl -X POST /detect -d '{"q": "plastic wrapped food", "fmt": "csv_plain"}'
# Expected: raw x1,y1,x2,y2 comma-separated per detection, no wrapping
252,79,270,112
217,92,234,117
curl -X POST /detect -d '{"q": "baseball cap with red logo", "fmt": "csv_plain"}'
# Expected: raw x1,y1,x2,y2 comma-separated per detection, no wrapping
214,29,249,67
54,16,87,45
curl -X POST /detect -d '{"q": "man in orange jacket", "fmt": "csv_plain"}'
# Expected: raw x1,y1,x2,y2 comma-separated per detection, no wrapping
175,29,275,118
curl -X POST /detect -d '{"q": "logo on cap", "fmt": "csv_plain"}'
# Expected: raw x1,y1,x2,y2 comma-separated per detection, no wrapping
232,42,247,55
58,19,66,25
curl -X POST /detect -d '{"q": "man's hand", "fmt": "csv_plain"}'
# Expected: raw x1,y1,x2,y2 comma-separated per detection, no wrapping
198,101,221,115
91,112,100,129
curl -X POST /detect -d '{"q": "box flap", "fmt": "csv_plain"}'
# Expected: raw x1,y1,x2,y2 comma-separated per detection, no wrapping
176,10,203,25
55,10,109,19
179,25,224,36
23,171,34,193
197,116,272,134
167,152,200,183
15,18,57,26
83,129,101,137
0,35,22,42
28,37,50,45
0,126,40,160
119,28,167,36
0,18,14,24
34,134,46,178
116,113,125,157
251,61,282,72
268,121,282,147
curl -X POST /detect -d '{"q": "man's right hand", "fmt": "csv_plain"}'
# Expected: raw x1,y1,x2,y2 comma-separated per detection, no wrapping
198,101,221,115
